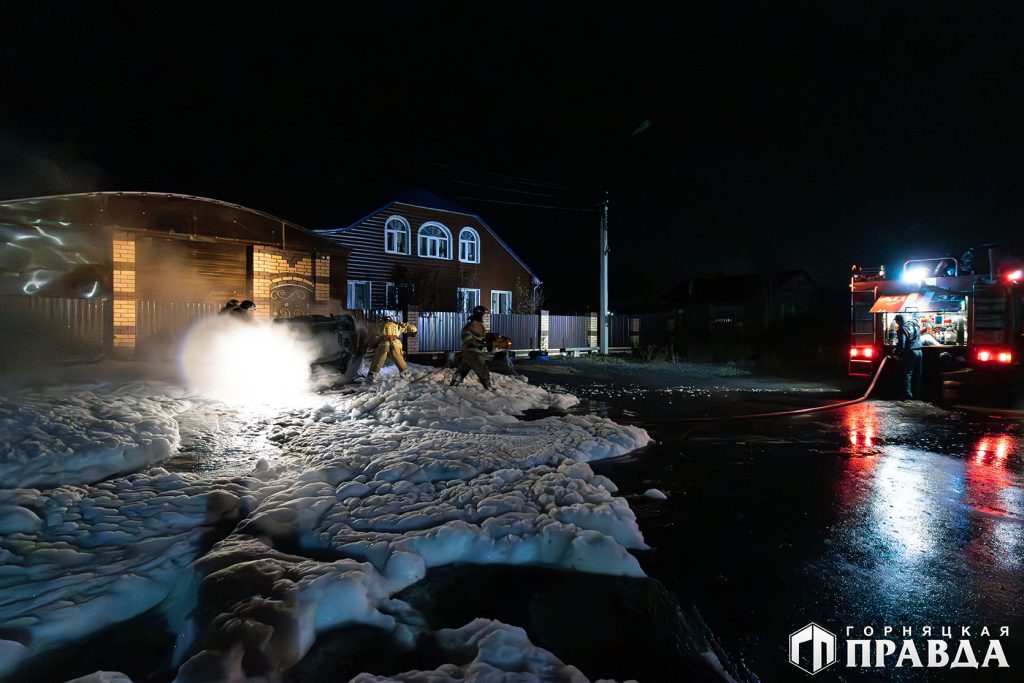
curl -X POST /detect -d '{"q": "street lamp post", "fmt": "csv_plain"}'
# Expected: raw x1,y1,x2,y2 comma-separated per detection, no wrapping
599,191,609,355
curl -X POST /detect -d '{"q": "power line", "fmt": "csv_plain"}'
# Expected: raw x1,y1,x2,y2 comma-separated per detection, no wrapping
448,194,598,213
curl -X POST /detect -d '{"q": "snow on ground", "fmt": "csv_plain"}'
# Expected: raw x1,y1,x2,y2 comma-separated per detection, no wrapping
0,382,191,488
351,618,599,683
0,360,652,682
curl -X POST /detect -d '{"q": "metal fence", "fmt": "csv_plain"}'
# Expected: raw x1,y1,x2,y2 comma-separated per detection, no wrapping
0,295,643,360
0,294,108,350
359,309,404,323
415,311,466,352
136,301,220,351
549,314,589,349
490,313,537,349
609,314,635,347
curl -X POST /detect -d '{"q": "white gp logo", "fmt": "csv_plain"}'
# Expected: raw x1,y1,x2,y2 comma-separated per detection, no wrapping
789,623,838,675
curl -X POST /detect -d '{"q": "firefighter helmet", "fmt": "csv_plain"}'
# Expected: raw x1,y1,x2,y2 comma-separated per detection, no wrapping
471,305,488,317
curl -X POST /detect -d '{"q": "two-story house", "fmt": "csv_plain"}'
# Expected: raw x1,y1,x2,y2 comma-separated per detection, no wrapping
316,188,542,314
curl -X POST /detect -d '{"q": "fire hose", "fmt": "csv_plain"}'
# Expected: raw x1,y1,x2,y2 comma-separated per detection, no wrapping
407,355,890,421
647,356,890,424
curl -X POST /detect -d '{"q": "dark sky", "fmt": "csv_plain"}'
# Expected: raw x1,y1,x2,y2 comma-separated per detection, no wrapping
2,2,1022,310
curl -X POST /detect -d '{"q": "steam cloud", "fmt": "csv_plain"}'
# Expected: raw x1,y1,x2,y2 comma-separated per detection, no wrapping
179,317,319,404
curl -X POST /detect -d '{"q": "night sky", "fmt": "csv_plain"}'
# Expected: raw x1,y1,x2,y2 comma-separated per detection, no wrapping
2,2,1022,310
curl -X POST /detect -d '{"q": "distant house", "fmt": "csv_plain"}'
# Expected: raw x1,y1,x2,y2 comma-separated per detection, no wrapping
316,188,542,314
662,270,819,329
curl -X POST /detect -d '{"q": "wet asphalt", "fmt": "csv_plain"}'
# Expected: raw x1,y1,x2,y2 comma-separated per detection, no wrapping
516,357,1024,682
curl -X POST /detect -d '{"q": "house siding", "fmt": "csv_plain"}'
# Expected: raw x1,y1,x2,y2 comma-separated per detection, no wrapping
330,202,537,311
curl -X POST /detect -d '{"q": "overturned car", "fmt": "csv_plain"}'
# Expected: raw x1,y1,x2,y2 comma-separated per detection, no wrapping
273,314,368,384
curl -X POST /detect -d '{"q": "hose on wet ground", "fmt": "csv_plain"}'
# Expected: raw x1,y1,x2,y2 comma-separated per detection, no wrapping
646,356,890,424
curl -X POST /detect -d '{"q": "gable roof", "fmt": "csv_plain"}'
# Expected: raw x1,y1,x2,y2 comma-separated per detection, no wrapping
315,187,542,285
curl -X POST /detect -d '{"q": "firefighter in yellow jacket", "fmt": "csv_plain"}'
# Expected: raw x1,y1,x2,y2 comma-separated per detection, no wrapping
450,305,492,390
366,316,417,384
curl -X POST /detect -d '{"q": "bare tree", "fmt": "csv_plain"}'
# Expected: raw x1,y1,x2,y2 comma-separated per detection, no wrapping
512,276,544,314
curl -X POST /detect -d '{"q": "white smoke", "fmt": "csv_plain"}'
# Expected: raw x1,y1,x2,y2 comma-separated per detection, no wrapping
179,316,319,404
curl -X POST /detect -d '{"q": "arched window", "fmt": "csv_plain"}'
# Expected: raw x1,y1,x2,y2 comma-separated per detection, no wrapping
417,222,452,259
458,227,480,263
384,215,411,255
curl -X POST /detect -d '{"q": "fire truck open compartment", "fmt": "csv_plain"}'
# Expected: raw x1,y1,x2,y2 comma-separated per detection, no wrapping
850,252,1023,391
872,295,969,349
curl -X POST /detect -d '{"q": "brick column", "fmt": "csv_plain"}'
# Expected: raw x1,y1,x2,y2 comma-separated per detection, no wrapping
630,316,641,348
587,312,599,349
112,230,137,354
315,254,331,302
404,305,420,354
251,246,274,321
539,310,550,351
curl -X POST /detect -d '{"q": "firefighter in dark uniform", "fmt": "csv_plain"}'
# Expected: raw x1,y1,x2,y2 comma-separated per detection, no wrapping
893,313,923,399
450,305,492,389
230,299,256,321
218,299,240,315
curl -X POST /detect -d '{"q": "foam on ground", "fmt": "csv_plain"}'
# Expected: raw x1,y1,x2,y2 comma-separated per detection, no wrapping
350,618,601,683
0,362,652,682
0,470,255,678
0,382,190,488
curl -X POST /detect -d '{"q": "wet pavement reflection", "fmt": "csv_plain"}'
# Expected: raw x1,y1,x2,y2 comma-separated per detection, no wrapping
525,361,1024,681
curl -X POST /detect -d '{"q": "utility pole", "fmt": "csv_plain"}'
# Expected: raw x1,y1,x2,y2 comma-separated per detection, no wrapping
599,191,609,355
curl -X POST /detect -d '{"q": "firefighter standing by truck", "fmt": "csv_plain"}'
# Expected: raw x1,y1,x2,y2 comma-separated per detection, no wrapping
366,316,417,384
450,305,492,390
892,313,923,399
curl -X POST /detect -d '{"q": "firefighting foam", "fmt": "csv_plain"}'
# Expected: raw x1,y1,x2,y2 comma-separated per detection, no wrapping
179,316,318,404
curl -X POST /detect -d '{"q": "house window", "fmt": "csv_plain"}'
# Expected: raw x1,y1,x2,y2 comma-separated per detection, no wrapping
347,280,371,310
384,216,411,255
457,287,480,313
458,227,480,263
417,222,452,259
490,290,512,314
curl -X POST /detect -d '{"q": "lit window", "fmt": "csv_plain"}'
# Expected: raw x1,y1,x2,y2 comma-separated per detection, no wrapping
384,216,411,255
458,227,481,263
490,290,512,314
457,287,480,313
347,280,371,310
417,222,452,259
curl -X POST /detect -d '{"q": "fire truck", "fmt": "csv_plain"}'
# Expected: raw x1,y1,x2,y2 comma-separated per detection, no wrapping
849,248,1023,394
